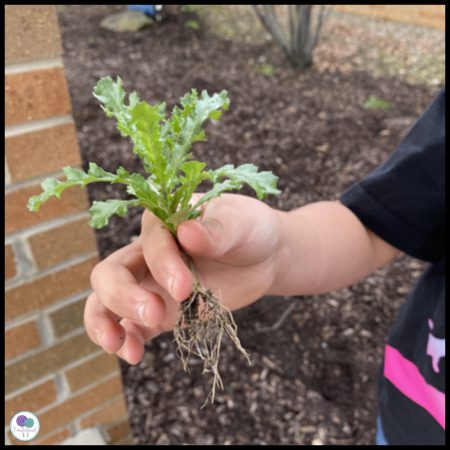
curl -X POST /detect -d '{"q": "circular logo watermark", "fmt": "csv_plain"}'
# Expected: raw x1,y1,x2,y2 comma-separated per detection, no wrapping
10,411,40,441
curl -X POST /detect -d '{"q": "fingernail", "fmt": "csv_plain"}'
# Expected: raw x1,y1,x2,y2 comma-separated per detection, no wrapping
136,303,147,324
168,274,177,299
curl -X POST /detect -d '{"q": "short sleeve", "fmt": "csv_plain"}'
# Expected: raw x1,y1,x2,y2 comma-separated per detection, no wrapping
340,88,445,262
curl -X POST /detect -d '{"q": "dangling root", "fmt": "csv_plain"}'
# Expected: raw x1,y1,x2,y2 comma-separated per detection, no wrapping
173,255,251,407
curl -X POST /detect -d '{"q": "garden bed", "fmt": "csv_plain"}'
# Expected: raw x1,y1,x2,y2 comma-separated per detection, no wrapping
58,5,442,445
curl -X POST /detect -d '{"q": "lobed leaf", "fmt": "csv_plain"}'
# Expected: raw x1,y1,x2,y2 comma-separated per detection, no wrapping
30,76,280,236
89,199,141,228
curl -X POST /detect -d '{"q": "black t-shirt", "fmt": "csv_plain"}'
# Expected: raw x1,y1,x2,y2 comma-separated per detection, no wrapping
340,88,445,445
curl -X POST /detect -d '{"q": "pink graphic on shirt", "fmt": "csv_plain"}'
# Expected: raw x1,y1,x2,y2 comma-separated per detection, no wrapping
384,345,445,429
426,319,445,373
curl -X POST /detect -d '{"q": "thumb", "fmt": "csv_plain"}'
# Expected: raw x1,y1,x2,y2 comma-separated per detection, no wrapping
177,215,240,260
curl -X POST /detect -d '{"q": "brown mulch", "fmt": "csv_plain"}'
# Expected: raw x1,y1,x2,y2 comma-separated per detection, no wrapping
57,5,441,445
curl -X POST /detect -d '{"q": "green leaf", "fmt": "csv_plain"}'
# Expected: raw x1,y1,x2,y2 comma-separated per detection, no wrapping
210,163,281,199
89,199,141,228
27,163,161,214
362,95,391,110
30,76,281,237
93,76,132,136
192,179,236,208
164,89,230,184
255,63,275,77
93,76,165,175
189,163,280,214
128,101,165,181
178,160,208,208
126,172,162,210
185,19,200,30
180,161,207,180
62,166,87,183
87,162,115,179
27,177,82,212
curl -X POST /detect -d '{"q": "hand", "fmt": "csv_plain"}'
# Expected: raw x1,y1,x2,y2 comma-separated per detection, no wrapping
84,193,283,364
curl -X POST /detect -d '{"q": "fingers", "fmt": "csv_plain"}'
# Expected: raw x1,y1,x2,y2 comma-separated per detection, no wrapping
84,292,126,354
85,293,164,365
116,319,163,365
140,212,193,302
90,243,166,328
177,196,249,260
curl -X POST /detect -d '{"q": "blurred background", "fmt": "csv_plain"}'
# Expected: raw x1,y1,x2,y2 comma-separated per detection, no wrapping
5,4,445,445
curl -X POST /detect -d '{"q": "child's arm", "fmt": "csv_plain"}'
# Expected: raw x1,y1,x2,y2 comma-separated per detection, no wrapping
85,194,400,364
269,200,400,296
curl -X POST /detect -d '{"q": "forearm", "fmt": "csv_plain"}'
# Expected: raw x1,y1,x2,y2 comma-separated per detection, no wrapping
269,200,400,296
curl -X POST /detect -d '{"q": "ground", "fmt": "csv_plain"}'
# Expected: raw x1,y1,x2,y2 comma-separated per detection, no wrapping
57,5,443,445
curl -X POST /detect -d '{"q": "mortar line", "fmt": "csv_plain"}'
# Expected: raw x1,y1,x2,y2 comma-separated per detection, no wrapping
5,168,68,193
13,237,37,278
4,349,106,402
5,159,12,185
5,374,57,401
5,211,90,243
5,250,98,291
5,57,64,74
26,371,121,417
5,288,93,331
5,326,94,367
36,314,55,347
55,372,71,401
5,114,74,137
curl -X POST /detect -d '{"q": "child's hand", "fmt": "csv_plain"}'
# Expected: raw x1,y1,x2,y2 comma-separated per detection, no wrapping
84,193,283,365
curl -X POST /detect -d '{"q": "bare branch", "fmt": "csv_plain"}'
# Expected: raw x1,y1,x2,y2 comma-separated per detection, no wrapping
288,5,295,44
252,5,290,59
252,4,327,70
306,5,331,57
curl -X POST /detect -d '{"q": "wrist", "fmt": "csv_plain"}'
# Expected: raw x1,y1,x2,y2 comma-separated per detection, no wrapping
266,208,291,296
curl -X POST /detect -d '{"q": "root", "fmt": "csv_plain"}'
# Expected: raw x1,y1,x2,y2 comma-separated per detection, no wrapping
173,255,251,407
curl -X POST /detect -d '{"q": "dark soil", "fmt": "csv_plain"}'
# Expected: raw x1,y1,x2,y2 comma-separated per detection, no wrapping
58,5,438,445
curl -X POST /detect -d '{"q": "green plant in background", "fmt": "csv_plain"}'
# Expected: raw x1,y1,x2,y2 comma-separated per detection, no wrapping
28,76,280,406
185,19,200,30
255,63,276,76
362,95,392,110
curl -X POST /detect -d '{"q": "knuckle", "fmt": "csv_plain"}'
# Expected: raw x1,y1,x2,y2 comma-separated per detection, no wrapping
103,286,122,310
90,262,104,289
83,296,97,339
140,209,159,233
149,259,171,287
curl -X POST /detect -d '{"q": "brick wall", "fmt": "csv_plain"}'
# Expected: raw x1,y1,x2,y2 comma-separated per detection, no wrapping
332,5,445,30
5,6,132,445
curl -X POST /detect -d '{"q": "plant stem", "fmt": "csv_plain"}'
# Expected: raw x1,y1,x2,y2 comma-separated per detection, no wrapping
172,250,251,407
185,253,202,290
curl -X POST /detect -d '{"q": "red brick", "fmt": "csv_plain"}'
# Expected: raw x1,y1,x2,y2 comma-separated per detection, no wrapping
5,182,89,234
49,297,86,339
105,418,132,444
5,68,72,126
28,217,97,270
5,5,62,64
80,396,128,429
5,244,17,280
6,123,81,183
5,256,98,321
5,332,99,393
5,379,57,425
34,427,71,445
37,376,124,436
65,352,120,392
5,320,41,360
